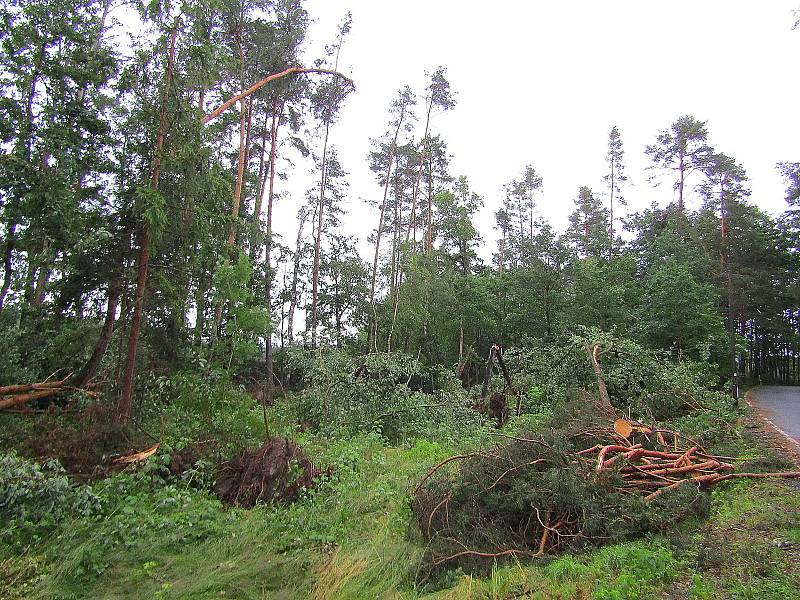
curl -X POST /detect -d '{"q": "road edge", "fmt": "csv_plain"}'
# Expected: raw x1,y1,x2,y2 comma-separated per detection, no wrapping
745,386,800,466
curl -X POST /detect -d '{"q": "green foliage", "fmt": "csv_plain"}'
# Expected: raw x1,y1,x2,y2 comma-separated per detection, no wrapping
637,258,726,359
0,453,100,549
590,541,677,600
211,254,270,370
292,350,483,444
35,473,227,593
575,329,735,424
140,369,264,451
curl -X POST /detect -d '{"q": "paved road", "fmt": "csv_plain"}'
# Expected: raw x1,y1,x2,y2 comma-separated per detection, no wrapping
750,386,800,445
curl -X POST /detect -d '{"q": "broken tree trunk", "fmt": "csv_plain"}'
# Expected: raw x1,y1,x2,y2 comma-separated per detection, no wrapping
585,342,615,417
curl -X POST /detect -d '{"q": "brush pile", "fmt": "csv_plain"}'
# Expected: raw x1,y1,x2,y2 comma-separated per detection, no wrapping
411,415,800,575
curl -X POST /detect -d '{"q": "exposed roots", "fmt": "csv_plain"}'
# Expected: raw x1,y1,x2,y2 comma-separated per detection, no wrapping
214,437,329,508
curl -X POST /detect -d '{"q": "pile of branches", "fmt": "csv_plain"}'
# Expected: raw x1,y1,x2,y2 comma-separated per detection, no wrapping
580,419,800,501
411,419,800,576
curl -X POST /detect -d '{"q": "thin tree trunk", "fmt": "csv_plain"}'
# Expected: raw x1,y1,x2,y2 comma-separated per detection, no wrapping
213,32,250,337
287,211,307,344
264,99,283,402
720,183,737,398
31,238,50,306
609,155,615,258
0,46,43,313
118,22,178,422
74,278,121,387
310,122,329,348
0,222,17,312
310,35,347,350
368,113,405,353
249,108,272,268
678,150,685,218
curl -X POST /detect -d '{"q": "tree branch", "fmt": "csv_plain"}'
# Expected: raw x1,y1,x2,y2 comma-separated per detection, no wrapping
203,67,354,124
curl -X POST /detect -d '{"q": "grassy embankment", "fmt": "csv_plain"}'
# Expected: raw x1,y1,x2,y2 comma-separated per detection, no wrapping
1,395,798,600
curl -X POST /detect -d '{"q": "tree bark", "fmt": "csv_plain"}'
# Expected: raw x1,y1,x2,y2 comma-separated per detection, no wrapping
585,342,614,415
264,98,283,402
74,278,121,387
118,22,178,422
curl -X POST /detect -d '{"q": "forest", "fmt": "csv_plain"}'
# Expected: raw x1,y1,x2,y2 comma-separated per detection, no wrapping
1,0,800,598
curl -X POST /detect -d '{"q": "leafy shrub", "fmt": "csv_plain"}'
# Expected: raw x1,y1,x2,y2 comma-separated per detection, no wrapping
39,473,226,588
140,369,264,451
0,452,100,548
292,350,483,443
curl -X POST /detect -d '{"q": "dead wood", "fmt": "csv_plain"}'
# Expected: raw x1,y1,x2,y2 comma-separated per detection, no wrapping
413,418,800,573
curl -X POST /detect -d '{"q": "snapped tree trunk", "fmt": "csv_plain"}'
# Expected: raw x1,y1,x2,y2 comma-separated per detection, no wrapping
585,342,614,416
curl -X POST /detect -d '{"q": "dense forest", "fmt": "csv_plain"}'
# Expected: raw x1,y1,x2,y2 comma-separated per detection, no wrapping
1,1,799,598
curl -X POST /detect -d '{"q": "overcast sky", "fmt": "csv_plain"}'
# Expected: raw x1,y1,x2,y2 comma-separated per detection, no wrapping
263,1,799,261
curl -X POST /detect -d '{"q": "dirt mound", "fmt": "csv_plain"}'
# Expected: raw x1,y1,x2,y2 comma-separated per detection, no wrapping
214,437,328,507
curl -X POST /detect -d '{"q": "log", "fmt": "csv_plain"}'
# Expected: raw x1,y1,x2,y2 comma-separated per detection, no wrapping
0,388,61,410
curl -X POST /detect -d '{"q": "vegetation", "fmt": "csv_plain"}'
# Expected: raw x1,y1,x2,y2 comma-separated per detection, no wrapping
0,1,799,598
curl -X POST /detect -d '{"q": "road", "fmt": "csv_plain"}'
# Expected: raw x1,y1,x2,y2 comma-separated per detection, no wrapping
749,386,800,447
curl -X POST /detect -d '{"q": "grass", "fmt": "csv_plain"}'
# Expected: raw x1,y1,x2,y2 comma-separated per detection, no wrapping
2,399,799,599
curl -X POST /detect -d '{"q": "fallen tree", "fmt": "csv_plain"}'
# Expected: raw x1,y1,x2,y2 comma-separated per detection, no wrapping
411,412,800,576
0,375,98,411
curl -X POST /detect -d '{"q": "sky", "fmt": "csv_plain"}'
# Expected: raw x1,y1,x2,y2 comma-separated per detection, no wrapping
268,0,800,261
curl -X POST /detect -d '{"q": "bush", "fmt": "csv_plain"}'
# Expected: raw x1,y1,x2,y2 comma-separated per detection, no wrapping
140,370,265,451
0,452,100,548
292,350,483,444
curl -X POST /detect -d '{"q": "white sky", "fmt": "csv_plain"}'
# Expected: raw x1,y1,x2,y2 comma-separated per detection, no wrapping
269,0,800,261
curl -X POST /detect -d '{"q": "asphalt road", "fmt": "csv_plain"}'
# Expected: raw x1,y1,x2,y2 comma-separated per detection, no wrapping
750,386,800,444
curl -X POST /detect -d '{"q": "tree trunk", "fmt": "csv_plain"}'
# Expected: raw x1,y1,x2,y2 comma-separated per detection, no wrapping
0,222,17,312
249,107,271,268
609,155,615,258
213,32,250,338
310,121,330,348
368,113,405,353
118,22,178,422
32,238,51,306
720,183,737,398
287,211,307,344
585,343,614,415
74,278,121,387
264,99,283,402
677,149,686,219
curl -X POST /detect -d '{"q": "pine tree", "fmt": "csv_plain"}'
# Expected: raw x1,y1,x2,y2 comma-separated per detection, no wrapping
645,115,712,218
604,126,627,256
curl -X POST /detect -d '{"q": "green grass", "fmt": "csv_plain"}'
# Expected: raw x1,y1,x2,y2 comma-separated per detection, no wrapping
3,401,799,599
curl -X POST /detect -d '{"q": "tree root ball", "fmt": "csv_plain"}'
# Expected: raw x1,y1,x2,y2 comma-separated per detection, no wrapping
214,437,329,508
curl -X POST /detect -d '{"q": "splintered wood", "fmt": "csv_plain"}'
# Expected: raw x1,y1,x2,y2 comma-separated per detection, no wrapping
584,420,800,501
